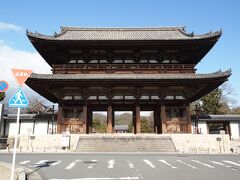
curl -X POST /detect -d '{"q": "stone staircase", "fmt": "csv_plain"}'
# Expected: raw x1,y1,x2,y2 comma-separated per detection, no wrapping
76,134,176,152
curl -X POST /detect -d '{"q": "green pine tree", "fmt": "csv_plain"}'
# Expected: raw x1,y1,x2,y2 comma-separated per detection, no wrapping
0,92,5,102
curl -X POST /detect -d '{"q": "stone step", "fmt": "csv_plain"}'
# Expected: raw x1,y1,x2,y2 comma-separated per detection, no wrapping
76,135,176,152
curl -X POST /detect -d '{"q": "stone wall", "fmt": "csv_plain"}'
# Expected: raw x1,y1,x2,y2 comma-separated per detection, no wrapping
167,134,231,153
10,133,232,153
17,134,80,152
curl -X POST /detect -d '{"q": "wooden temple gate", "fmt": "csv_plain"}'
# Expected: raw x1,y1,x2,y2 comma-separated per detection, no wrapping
25,26,231,134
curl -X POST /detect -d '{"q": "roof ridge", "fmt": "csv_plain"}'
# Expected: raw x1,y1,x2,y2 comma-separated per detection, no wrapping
60,26,186,31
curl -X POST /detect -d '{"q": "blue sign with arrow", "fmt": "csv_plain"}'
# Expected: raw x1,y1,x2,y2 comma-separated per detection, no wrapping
0,81,8,92
9,88,28,108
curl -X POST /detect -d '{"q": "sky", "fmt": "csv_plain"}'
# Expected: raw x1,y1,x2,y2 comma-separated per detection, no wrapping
0,0,240,108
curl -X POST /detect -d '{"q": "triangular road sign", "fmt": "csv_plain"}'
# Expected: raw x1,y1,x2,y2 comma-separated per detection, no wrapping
9,88,28,108
11,69,32,86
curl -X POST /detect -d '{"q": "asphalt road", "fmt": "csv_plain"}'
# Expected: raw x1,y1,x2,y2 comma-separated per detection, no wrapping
0,153,240,180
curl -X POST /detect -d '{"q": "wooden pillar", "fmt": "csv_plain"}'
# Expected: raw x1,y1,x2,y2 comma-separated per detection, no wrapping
132,107,136,133
57,105,63,134
161,104,166,133
107,104,113,133
88,109,92,133
186,105,192,133
154,109,161,134
82,104,88,134
135,104,141,134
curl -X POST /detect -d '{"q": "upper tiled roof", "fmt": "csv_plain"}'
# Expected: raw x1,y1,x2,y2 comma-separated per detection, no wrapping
27,26,222,41
29,70,231,80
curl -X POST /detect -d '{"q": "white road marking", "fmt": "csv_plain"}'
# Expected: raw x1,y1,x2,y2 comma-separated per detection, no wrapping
19,160,30,165
191,160,214,168
65,160,81,170
209,161,225,166
49,177,140,180
126,160,134,168
223,160,240,167
143,159,155,168
35,160,48,165
158,160,177,169
29,160,48,167
87,160,98,169
108,159,115,169
176,160,196,169
210,161,237,170
51,161,61,166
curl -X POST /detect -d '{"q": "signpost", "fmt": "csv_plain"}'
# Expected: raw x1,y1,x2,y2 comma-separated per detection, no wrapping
0,80,8,92
9,68,32,180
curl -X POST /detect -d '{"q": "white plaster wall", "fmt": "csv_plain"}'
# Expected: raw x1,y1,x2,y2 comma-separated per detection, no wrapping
20,122,33,135
34,121,48,135
230,122,240,140
198,122,208,134
8,122,18,136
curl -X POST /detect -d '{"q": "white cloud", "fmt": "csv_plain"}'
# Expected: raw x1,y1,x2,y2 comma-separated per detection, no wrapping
0,40,51,86
0,22,24,32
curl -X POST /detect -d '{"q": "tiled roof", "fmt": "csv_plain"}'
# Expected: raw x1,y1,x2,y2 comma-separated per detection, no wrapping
29,70,231,80
197,115,240,121
4,114,36,120
27,26,222,41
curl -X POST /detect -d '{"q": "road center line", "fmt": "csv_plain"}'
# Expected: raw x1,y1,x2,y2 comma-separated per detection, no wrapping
143,159,155,168
176,160,196,169
159,160,177,169
108,159,115,168
191,160,214,168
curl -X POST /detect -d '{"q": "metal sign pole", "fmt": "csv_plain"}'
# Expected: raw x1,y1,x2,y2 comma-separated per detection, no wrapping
10,107,20,180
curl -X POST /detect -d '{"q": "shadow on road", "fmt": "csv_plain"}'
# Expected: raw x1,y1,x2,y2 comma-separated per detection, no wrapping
26,160,57,176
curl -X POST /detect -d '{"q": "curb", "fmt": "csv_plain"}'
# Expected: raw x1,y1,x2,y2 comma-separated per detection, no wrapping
0,162,42,180
25,167,43,180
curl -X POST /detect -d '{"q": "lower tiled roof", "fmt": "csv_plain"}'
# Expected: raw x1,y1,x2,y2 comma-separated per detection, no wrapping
29,70,231,80
195,114,240,121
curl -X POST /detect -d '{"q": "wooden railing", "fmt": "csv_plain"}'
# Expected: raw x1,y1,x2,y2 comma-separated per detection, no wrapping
52,64,195,74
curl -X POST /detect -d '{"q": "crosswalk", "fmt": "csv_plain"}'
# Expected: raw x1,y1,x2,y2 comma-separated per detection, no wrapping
17,159,240,171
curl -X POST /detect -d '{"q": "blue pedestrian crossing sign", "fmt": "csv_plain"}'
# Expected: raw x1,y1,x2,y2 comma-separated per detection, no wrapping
9,88,28,108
